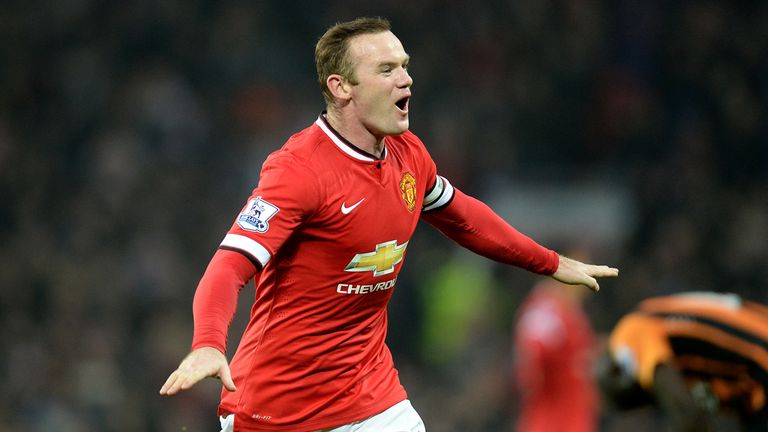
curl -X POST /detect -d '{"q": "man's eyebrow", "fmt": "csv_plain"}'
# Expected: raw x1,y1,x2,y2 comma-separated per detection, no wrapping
378,55,410,67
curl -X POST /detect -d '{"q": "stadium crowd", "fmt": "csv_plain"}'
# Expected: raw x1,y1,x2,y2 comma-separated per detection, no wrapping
1,1,766,430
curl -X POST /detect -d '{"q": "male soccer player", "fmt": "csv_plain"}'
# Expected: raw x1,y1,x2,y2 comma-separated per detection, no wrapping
597,292,768,432
160,17,618,432
512,278,598,432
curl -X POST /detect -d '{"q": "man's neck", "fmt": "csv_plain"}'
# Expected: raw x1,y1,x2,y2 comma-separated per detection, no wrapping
325,109,385,159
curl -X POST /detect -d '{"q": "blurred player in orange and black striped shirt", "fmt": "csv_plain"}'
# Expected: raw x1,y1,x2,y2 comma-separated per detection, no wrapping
597,292,768,432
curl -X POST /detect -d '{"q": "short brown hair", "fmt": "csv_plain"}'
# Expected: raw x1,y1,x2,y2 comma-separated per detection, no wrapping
315,17,391,105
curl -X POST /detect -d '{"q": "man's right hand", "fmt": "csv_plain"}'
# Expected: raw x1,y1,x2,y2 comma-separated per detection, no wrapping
159,346,237,396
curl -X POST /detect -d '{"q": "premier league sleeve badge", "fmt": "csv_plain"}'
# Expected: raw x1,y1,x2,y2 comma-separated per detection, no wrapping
237,197,280,233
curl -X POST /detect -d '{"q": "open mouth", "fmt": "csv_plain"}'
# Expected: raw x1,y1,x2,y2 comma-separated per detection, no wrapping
395,96,409,112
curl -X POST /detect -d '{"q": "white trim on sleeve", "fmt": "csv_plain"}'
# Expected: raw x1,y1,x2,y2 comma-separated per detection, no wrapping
423,176,454,211
220,234,272,267
423,175,444,206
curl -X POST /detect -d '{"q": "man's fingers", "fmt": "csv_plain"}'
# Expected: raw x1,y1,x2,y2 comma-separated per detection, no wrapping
219,366,237,392
160,369,209,395
585,275,599,292
160,371,181,395
590,265,619,277
161,348,234,396
179,372,206,390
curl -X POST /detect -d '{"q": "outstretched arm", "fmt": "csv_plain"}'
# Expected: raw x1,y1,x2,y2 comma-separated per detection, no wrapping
159,249,257,396
421,188,559,273
421,188,618,289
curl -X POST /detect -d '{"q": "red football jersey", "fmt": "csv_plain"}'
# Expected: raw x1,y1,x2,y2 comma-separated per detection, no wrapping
215,115,453,431
513,283,598,432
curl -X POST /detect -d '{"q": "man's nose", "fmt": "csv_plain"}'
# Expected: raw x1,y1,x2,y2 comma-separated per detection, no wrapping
398,69,413,87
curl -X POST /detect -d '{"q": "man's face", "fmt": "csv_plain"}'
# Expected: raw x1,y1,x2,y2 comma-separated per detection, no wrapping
345,31,412,137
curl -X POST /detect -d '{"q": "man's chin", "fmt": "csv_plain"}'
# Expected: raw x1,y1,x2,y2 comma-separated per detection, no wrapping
374,119,409,137
392,119,409,134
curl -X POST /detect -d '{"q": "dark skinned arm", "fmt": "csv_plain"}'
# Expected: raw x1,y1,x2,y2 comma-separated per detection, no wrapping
653,363,718,432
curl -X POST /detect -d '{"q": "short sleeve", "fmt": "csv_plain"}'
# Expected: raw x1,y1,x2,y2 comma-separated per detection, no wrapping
219,150,320,268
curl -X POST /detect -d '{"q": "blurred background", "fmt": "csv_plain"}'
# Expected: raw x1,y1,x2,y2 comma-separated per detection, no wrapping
1,0,766,430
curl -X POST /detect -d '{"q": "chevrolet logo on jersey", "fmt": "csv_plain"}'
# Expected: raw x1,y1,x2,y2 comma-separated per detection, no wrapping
344,240,409,277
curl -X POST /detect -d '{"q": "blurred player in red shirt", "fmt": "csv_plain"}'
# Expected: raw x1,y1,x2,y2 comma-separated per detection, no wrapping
159,17,618,432
512,278,599,432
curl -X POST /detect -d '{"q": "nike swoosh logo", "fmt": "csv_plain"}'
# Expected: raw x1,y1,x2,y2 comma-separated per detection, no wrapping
341,198,365,214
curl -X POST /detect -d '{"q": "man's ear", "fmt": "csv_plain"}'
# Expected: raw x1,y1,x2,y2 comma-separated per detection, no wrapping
327,74,352,101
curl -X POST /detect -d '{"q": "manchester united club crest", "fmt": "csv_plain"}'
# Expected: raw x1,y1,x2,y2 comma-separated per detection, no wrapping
399,172,417,212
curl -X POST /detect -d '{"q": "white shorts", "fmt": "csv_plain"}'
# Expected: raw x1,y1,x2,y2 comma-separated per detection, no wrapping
219,399,425,432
